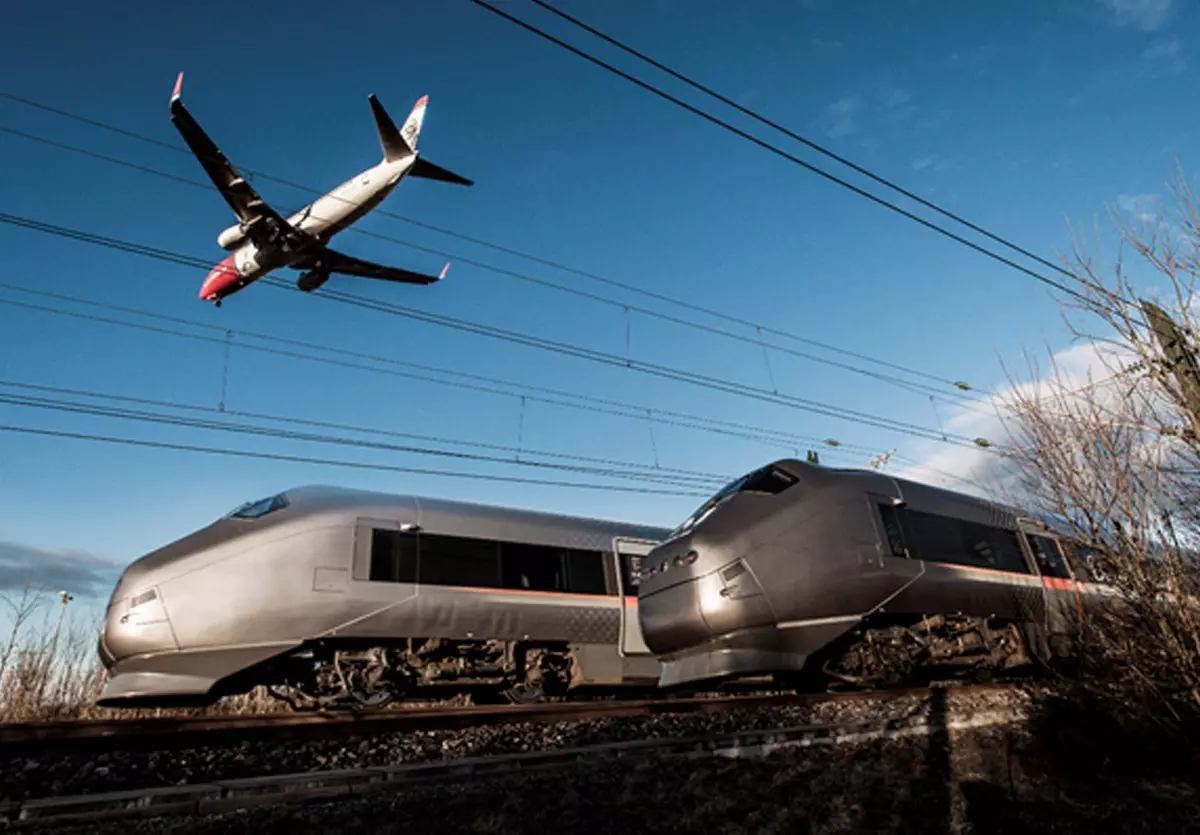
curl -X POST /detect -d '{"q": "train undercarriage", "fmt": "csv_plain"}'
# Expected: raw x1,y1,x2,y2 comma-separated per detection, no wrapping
781,613,1045,692
256,637,582,711
222,616,1054,712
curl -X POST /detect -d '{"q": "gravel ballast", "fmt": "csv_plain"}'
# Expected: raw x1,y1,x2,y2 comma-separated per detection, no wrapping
16,706,1200,835
1,687,1025,803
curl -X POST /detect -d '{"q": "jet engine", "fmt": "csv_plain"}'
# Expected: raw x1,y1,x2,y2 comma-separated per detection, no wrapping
297,270,330,293
217,224,247,251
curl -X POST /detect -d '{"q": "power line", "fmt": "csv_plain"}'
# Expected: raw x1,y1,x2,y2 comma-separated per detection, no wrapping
465,0,1087,304
0,211,1000,450
0,121,985,408
0,288,1000,492
528,0,1077,284
0,91,983,396
0,283,884,461
0,389,724,489
0,379,731,486
0,423,710,497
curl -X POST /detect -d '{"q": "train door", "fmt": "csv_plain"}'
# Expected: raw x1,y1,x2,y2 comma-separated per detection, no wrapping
614,537,657,656
345,506,421,637
1017,521,1075,657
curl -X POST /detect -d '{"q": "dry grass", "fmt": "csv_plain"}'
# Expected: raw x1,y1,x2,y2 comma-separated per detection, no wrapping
0,586,289,723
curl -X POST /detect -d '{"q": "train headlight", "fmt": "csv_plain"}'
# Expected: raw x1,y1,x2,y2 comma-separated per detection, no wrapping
640,550,698,582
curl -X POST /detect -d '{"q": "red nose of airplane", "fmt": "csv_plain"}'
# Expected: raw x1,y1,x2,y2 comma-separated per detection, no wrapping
200,256,239,301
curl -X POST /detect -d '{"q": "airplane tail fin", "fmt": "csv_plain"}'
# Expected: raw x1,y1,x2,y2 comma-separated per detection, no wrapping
369,93,473,186
369,93,424,161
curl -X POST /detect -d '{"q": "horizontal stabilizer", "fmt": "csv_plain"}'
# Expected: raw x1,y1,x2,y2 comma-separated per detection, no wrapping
409,156,473,187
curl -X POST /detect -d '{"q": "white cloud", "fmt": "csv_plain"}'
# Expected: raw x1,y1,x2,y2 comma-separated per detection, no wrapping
911,154,946,172
1117,192,1163,223
812,36,844,50
0,540,124,600
1142,37,1186,74
885,87,913,109
1098,0,1174,31
824,97,860,139
891,341,1139,502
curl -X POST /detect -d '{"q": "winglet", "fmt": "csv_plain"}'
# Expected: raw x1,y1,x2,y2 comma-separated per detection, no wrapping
438,262,450,280
171,72,184,105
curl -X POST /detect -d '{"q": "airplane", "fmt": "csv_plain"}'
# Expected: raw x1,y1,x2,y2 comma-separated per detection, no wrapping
167,72,472,307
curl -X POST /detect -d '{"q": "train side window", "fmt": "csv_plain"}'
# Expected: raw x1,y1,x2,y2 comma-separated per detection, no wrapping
369,529,417,583
1060,540,1101,583
564,549,608,595
902,509,1030,574
418,533,502,589
619,552,643,594
500,542,564,592
1027,535,1072,580
877,503,908,557
961,524,1028,574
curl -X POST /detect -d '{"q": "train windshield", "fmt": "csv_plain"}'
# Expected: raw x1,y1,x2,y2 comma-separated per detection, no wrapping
668,465,798,539
222,492,289,520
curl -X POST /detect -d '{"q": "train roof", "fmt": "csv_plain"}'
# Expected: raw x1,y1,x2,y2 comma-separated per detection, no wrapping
263,484,674,540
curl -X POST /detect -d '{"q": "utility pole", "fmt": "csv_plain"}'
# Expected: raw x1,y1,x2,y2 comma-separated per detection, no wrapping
1140,299,1200,439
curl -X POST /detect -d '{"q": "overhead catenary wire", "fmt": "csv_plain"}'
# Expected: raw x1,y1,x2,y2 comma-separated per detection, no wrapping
528,0,1079,284
0,121,988,409
0,211,1003,451
0,91,984,396
0,286,991,491
0,389,727,489
0,423,711,498
0,284,882,460
465,0,1109,309
0,378,734,485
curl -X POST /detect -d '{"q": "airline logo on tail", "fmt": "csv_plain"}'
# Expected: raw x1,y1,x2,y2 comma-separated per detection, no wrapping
401,95,428,151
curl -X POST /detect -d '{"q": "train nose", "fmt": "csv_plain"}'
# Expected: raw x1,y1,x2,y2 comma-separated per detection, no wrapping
100,587,179,664
638,537,775,658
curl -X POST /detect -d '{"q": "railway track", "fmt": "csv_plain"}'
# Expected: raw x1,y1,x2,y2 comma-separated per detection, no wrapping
0,682,1016,757
2,685,1028,830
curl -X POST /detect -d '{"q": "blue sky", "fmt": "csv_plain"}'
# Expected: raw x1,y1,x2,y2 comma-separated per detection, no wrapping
1,0,1196,613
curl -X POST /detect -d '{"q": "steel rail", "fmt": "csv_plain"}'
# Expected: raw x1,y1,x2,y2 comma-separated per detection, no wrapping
2,688,1026,829
0,682,1016,757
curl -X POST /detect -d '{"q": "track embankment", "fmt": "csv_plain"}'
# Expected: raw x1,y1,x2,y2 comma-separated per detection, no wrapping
1,683,1027,812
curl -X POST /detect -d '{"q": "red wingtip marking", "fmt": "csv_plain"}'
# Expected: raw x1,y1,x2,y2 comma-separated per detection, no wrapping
438,262,450,280
171,72,183,102
415,94,429,108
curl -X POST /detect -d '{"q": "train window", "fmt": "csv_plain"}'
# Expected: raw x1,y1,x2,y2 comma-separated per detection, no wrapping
1059,540,1102,583
223,492,288,520
902,509,1030,574
1027,535,1072,580
877,504,908,558
619,552,643,594
564,549,608,595
418,533,502,589
369,529,417,584
500,542,565,592
741,465,799,495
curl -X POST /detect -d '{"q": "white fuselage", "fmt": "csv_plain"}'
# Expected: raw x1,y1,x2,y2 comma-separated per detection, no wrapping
221,154,416,281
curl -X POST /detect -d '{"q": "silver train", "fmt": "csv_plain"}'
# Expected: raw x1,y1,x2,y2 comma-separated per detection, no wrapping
637,459,1112,690
97,485,671,709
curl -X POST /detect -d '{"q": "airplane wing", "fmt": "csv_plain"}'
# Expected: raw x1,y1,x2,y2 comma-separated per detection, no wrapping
168,73,300,250
318,247,450,285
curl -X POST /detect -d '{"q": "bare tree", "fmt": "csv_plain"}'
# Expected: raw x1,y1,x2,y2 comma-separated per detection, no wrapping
998,167,1200,749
